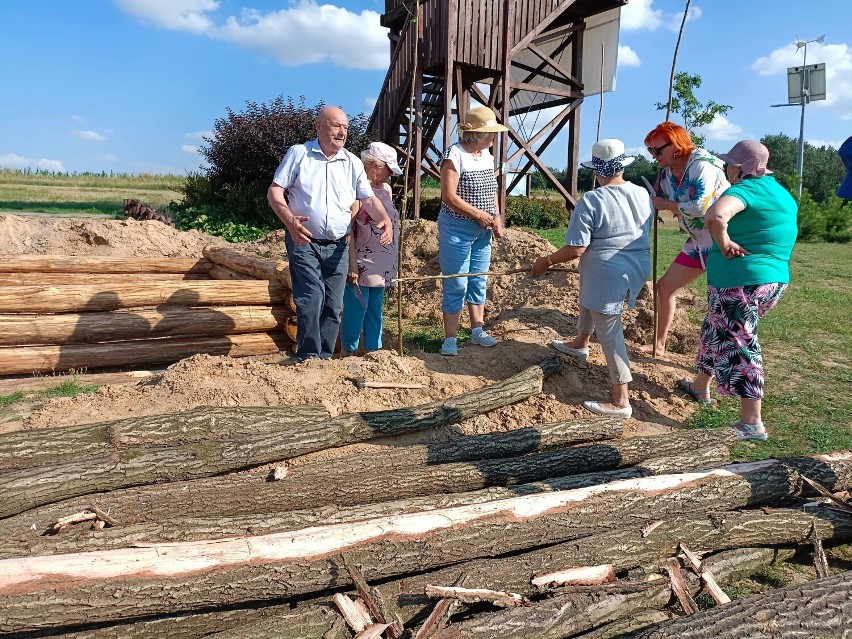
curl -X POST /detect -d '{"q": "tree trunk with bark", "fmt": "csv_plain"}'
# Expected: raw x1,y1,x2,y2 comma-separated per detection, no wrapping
0,454,849,632
0,305,292,346
0,331,291,376
0,425,729,524
0,358,561,516
630,570,852,639
0,255,213,274
0,445,729,559
0,403,330,471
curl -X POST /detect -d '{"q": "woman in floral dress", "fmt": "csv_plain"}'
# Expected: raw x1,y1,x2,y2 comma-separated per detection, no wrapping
682,140,798,441
640,122,729,359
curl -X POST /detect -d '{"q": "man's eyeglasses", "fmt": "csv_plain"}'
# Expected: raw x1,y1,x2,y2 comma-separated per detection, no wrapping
647,142,671,157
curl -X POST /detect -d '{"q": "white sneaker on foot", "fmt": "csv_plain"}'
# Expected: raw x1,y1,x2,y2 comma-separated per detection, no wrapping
583,400,632,418
551,340,589,361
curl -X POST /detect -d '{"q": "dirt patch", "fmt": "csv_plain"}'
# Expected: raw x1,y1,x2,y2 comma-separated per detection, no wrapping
1,214,706,445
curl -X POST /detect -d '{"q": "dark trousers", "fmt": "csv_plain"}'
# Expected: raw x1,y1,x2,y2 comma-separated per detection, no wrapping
285,233,348,360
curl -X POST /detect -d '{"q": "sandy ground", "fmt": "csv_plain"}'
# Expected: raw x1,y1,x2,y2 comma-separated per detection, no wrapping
0,213,707,448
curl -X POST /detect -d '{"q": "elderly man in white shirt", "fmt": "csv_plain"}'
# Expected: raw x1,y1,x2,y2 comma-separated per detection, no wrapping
268,106,393,361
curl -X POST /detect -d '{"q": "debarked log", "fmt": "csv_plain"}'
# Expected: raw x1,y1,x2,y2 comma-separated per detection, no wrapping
0,445,729,559
0,255,213,274
0,403,330,472
0,454,849,632
208,264,258,280
0,305,293,346
0,358,561,517
203,245,288,284
630,570,852,639
0,331,291,376
0,280,290,313
0,272,209,286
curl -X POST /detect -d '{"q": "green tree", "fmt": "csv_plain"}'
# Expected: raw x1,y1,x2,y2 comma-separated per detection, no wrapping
184,96,373,228
656,72,732,147
760,133,845,203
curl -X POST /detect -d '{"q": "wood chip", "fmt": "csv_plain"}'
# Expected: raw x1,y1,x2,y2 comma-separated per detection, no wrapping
332,593,372,633
424,585,531,608
532,564,616,588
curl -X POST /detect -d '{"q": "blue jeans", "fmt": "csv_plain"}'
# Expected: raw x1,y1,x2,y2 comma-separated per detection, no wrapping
340,284,386,352
437,212,493,313
284,233,348,360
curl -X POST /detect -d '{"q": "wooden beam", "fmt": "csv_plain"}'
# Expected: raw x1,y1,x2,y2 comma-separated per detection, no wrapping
0,332,291,376
0,280,290,313
507,81,582,99
506,103,577,165
0,255,212,274
510,0,581,56
527,42,583,89
566,21,585,204
0,305,292,346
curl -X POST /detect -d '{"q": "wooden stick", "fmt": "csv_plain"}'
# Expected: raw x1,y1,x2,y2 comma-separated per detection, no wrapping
353,378,424,390
531,564,615,588
332,593,372,633
664,557,698,614
341,553,403,639
678,542,731,605
424,585,530,608
392,266,576,283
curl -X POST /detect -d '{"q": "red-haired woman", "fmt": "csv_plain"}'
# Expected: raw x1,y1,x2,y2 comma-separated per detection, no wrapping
640,122,729,367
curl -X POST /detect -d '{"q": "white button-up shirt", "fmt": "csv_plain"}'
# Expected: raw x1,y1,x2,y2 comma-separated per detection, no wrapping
272,139,373,241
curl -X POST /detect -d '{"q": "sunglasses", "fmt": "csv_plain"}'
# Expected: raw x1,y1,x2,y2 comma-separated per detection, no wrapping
647,142,671,157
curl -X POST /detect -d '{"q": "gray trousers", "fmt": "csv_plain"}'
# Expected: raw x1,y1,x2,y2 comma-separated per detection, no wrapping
577,306,632,385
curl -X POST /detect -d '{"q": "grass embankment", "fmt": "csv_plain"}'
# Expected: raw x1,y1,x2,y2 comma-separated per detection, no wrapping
0,169,183,215
536,225,852,459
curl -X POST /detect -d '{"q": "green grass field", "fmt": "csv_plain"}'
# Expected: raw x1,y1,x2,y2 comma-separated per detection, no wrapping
0,169,182,213
535,224,852,460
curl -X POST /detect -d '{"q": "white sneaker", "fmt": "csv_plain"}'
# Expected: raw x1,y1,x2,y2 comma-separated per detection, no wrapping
583,400,632,418
440,337,458,356
551,340,589,361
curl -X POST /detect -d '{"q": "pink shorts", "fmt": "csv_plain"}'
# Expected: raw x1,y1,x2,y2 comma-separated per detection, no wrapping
673,251,705,270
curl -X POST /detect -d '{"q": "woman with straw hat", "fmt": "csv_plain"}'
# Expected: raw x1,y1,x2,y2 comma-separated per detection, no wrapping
532,139,653,418
437,106,508,357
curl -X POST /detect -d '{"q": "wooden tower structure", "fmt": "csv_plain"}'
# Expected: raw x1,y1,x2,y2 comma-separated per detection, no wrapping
368,0,627,216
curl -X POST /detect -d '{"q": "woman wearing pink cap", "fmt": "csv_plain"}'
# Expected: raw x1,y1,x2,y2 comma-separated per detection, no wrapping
340,142,402,355
681,140,798,441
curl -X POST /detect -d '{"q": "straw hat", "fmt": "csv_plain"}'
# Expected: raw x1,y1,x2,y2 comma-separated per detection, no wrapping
458,106,508,133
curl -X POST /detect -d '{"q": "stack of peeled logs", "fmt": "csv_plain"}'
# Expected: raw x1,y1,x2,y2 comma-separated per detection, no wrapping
0,245,296,375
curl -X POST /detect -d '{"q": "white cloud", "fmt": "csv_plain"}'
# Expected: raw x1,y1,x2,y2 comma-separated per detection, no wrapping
695,114,743,142
70,114,85,123
0,152,65,172
113,0,219,33
617,45,641,67
752,41,852,118
214,2,387,69
808,139,843,150
185,130,212,140
364,96,377,110
670,5,702,31
620,0,663,31
625,145,651,160
102,154,118,162
73,130,107,141
180,144,200,154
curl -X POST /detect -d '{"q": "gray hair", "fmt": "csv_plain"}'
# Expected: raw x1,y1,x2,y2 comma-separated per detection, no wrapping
459,130,495,144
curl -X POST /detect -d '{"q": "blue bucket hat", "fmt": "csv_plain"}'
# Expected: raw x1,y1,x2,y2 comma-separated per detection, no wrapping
837,136,852,199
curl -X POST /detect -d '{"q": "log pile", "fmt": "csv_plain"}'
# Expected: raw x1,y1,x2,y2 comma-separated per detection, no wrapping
122,198,174,226
0,247,295,374
0,358,849,637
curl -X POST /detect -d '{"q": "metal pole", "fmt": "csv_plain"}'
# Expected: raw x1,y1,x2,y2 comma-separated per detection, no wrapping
796,44,808,200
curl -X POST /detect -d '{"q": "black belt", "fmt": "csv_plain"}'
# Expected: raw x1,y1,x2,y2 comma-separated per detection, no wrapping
310,237,345,246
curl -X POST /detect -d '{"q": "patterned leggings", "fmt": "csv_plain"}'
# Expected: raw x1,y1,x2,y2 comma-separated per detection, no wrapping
695,283,787,400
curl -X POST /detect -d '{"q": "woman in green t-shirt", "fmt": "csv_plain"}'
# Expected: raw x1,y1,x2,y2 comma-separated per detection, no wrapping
678,140,798,441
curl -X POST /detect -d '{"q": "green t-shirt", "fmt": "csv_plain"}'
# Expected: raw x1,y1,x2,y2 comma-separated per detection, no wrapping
706,176,798,289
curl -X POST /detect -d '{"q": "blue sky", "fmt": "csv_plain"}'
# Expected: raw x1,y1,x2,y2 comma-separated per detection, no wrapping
0,0,849,175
